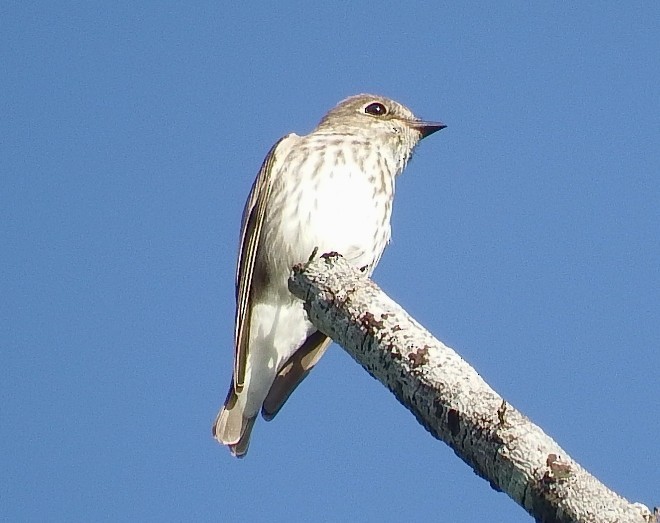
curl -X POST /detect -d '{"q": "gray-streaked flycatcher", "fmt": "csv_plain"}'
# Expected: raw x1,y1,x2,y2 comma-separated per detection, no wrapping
213,94,445,457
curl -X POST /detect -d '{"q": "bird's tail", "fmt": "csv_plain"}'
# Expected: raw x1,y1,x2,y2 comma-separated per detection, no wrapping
212,384,256,458
262,330,332,420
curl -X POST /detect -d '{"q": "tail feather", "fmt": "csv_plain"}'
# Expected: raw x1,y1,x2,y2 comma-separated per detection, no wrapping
214,330,331,456
227,417,256,457
262,331,332,421
213,386,257,458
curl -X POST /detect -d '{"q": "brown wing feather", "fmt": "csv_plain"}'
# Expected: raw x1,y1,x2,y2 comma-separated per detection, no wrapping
233,135,292,390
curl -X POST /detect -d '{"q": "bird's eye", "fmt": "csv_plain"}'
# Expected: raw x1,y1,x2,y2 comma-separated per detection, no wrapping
364,102,388,116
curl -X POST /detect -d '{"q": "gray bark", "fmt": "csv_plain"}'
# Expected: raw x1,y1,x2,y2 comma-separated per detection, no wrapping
288,253,655,523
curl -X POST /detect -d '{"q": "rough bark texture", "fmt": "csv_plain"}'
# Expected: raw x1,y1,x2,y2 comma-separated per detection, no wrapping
288,253,654,523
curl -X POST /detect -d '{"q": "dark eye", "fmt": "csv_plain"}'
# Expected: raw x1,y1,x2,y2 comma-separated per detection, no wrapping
364,102,388,116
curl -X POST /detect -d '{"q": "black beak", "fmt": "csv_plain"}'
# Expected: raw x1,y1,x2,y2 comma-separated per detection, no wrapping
411,120,447,138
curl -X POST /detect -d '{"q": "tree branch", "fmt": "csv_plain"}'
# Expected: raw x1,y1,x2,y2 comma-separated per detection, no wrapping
288,253,655,523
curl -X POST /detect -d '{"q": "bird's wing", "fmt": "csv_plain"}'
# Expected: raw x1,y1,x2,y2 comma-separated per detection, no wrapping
233,134,296,391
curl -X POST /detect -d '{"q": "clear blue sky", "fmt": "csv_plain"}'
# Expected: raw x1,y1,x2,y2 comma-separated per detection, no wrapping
2,3,658,521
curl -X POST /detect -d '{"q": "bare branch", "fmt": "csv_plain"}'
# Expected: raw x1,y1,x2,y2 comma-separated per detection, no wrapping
288,253,654,523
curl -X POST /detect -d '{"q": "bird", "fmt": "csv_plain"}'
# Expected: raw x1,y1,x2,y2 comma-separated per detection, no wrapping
213,94,445,457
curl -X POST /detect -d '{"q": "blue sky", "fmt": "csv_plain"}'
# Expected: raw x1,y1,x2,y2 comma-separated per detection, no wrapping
2,3,658,521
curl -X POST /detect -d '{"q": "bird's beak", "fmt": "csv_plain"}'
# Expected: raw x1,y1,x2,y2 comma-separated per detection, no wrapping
411,120,447,138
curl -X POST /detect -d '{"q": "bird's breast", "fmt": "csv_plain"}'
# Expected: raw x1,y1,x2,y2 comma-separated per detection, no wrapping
262,153,394,296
